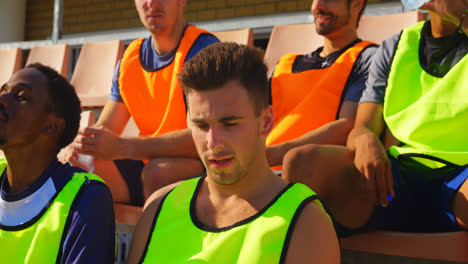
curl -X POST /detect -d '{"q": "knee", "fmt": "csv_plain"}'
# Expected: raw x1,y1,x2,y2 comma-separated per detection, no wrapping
141,160,171,192
283,145,321,182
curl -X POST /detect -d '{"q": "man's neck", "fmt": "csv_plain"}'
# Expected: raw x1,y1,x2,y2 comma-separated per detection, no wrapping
151,19,187,56
321,28,358,57
3,146,57,193
429,12,458,38
197,157,288,228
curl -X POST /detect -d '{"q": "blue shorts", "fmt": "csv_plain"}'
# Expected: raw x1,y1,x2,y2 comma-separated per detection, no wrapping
337,154,468,237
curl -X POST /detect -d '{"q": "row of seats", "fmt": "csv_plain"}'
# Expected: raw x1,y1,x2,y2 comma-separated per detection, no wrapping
0,10,420,97
0,28,254,109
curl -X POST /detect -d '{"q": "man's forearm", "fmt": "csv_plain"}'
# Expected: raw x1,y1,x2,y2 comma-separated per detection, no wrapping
120,129,199,160
267,118,354,166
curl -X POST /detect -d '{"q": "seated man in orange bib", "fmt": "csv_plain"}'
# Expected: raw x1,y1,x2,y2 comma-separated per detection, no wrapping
61,0,219,206
266,0,378,170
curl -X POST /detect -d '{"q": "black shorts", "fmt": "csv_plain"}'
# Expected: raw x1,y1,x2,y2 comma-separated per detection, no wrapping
114,159,145,206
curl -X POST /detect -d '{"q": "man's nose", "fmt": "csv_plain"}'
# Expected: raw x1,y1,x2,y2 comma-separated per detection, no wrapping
312,0,328,10
207,127,224,154
145,0,159,10
0,93,11,109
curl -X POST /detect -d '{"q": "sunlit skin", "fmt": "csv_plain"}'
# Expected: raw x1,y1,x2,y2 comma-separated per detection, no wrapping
135,0,187,55
135,0,184,34
0,68,63,193
187,80,273,191
312,0,353,37
0,69,53,152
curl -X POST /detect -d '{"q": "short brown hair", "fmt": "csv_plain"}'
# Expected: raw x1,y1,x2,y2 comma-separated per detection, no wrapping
178,42,268,115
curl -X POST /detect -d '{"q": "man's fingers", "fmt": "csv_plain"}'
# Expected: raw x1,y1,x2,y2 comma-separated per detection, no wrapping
75,134,98,145
73,142,96,156
385,161,394,198
374,162,388,207
363,164,377,204
79,126,102,136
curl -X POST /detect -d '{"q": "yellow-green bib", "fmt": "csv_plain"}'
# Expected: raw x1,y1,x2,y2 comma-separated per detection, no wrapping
384,21,468,168
141,177,322,263
0,158,105,263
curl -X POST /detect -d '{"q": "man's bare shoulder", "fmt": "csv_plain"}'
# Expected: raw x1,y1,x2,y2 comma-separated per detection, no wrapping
285,200,340,264
126,182,181,264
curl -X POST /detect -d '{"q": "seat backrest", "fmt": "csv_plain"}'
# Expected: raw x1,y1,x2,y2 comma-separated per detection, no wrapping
0,48,21,85
357,11,420,45
264,23,319,72
71,40,124,108
212,28,254,46
264,11,421,72
26,44,70,77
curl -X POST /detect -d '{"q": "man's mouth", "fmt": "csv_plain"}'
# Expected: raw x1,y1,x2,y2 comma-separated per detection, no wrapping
147,11,164,19
209,156,234,169
315,15,332,23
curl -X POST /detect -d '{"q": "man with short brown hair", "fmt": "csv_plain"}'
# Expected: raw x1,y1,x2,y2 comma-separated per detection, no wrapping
126,42,339,264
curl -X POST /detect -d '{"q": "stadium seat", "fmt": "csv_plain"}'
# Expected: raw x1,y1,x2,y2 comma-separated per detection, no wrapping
212,28,254,46
71,40,124,108
341,231,468,262
264,11,421,71
26,44,70,77
357,11,420,46
264,23,320,71
0,48,21,85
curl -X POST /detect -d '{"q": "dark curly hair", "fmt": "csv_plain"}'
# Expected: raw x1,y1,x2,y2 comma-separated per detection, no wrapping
26,63,81,151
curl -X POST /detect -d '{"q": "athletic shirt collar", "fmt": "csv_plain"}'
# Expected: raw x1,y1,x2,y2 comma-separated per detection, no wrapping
141,24,189,70
0,159,62,202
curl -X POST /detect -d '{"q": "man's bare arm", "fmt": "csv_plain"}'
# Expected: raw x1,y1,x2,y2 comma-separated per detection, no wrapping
126,183,178,264
346,102,393,207
284,201,340,264
267,101,357,166
73,100,199,161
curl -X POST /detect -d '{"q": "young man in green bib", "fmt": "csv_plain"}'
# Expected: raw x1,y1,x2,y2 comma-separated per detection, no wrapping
0,64,114,262
126,43,340,263
283,0,468,235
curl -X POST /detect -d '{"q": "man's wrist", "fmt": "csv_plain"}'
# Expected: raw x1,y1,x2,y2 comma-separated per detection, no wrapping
119,137,133,160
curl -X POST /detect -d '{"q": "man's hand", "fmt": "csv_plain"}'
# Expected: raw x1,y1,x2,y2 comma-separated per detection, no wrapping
353,132,394,207
57,143,95,171
73,126,124,160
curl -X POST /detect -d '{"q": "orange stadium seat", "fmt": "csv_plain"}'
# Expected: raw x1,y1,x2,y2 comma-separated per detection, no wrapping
26,44,70,77
357,11,420,46
264,23,320,71
71,40,124,108
264,11,421,71
212,28,254,46
0,48,21,85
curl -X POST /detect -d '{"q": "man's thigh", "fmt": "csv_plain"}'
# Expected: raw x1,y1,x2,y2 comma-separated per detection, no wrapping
282,144,376,231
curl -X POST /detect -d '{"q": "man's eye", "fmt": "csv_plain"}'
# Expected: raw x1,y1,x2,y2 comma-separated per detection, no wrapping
16,95,28,101
195,123,209,130
224,123,237,127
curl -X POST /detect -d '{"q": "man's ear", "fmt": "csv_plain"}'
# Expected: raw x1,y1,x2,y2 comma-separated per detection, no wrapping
352,0,363,13
260,105,274,137
43,115,65,136
179,0,187,8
